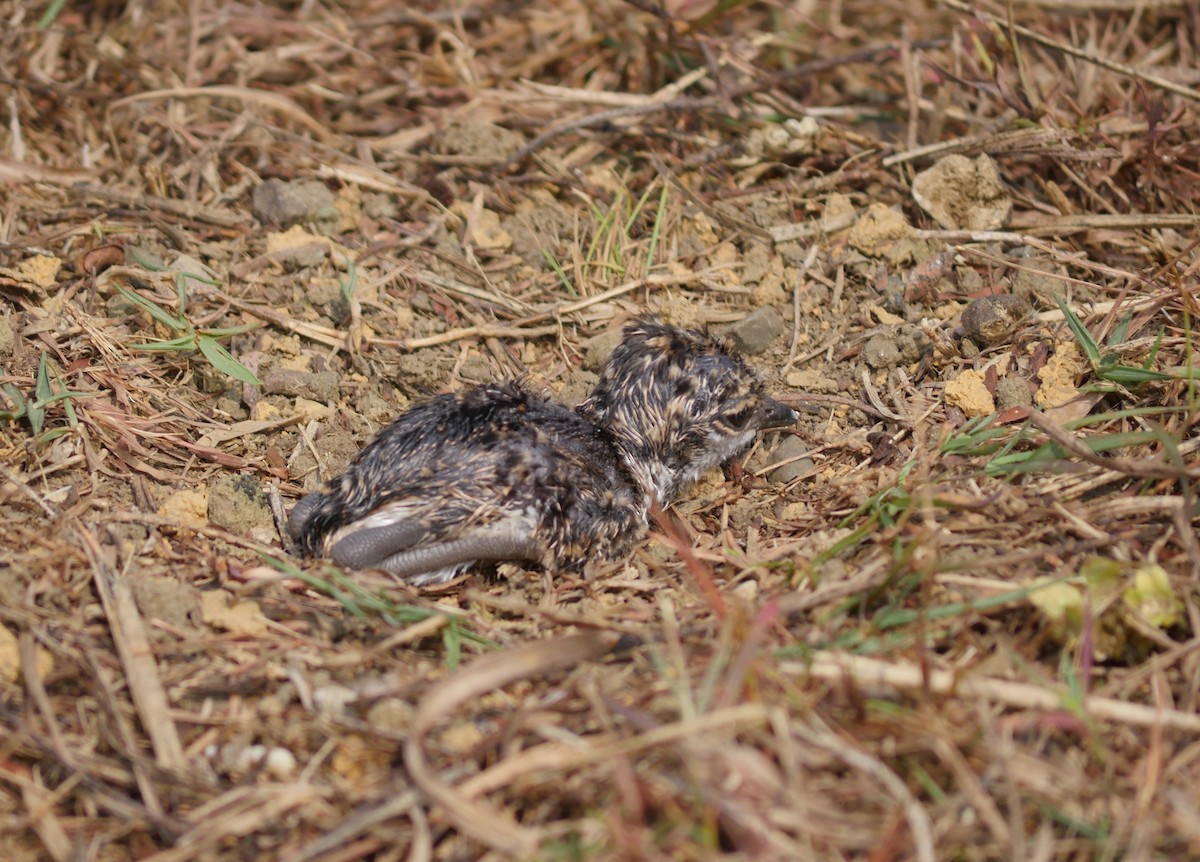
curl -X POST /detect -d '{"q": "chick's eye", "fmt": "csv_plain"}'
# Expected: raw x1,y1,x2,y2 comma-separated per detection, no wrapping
726,405,755,430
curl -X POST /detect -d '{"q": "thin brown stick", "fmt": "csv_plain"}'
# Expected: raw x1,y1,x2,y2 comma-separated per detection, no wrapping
79,527,188,772
785,653,1200,731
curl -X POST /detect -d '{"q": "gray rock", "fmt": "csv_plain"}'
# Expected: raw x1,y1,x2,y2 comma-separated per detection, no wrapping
996,375,1032,410
252,178,336,227
208,474,273,533
862,334,902,369
275,242,328,271
767,434,813,484
0,314,14,355
263,368,313,397
726,306,784,355
264,368,340,402
307,370,340,403
961,294,1031,345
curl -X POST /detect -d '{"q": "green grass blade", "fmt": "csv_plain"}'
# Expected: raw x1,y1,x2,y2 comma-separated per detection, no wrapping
132,335,199,351
0,380,27,423
1055,295,1101,366
442,620,463,670
36,0,70,28
127,249,168,272
339,254,358,302
116,284,187,332
199,322,262,338
197,336,262,385
1106,311,1133,347
28,354,50,435
644,184,669,274
541,247,577,297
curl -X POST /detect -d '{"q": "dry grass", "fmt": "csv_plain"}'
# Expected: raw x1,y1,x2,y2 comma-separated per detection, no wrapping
1,0,1199,859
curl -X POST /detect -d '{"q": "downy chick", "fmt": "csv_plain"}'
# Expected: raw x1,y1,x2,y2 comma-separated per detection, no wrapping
288,317,796,585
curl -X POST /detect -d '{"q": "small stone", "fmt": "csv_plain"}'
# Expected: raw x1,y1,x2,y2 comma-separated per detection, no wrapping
766,435,814,483
263,368,314,397
862,334,902,369
847,203,914,257
265,225,330,269
558,368,599,407
0,314,13,355
263,747,298,780
293,397,333,422
725,306,784,355
1035,342,1084,408
961,294,1031,345
313,684,358,717
158,488,209,528
252,178,336,227
129,575,200,630
207,474,273,533
995,375,1032,410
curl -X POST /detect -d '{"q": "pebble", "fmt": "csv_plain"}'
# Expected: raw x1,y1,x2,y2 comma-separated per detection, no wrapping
725,306,784,354
767,435,814,483
960,294,1031,345
862,334,902,369
252,178,336,227
207,474,273,533
995,375,1032,410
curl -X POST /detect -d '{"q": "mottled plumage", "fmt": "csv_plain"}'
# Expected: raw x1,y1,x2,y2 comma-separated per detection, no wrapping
288,318,796,585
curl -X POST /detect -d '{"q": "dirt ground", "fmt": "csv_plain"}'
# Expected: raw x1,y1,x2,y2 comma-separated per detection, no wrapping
2,1,1200,860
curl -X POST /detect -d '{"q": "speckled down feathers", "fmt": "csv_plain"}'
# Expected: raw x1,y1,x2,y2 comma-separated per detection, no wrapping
291,382,644,576
289,317,796,584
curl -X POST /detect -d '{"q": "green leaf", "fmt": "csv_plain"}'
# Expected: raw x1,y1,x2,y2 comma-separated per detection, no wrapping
199,322,261,339
1107,311,1133,347
27,354,51,435
133,335,199,351
644,183,669,274
35,352,53,403
197,336,262,385
50,367,79,428
36,0,70,28
541,247,576,297
127,249,168,272
1055,295,1101,366
339,254,358,302
115,283,187,331
1098,365,1173,384
1145,326,1165,369
442,620,463,670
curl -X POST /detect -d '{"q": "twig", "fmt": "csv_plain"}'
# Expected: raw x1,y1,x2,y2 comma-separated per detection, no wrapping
784,652,1200,731
72,184,244,228
79,526,188,772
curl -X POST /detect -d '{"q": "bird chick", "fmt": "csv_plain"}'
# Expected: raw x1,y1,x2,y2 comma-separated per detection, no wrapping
288,317,796,585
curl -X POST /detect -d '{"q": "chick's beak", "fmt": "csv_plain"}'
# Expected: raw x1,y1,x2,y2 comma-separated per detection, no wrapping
760,396,799,428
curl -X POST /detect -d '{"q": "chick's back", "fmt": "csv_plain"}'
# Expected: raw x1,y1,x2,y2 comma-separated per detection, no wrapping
290,381,645,570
